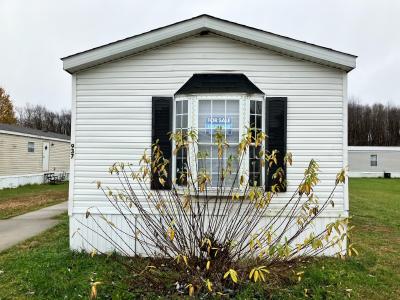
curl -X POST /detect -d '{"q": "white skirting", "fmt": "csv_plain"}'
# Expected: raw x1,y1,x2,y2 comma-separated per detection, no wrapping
70,212,347,257
0,172,69,189
348,171,400,178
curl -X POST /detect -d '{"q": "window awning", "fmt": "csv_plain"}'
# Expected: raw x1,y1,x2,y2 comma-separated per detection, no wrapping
175,73,264,95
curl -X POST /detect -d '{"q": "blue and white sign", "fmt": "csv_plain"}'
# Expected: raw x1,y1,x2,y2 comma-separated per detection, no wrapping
205,115,232,134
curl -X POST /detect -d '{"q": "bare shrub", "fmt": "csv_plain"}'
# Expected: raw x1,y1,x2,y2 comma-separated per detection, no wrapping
76,128,355,296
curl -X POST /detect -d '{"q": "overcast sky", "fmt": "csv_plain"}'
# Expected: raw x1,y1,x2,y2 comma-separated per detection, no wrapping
0,0,399,111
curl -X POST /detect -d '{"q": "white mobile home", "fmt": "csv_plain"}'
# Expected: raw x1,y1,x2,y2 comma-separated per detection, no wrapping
62,15,356,255
348,146,400,178
0,124,70,189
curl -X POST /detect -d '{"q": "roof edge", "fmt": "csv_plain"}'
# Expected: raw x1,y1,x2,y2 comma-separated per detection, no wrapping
62,14,357,74
0,129,70,142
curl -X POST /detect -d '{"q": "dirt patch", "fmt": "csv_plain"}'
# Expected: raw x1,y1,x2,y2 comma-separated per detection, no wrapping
358,224,395,234
0,190,67,219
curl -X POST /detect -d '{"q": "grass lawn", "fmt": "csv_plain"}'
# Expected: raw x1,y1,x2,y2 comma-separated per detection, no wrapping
271,178,400,299
0,178,399,299
0,183,68,219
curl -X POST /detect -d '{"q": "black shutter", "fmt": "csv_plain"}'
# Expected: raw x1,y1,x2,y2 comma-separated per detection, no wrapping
265,97,287,192
151,97,173,190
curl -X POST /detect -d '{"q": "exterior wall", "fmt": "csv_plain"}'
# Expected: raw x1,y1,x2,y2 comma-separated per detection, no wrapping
0,132,70,188
348,147,400,178
0,133,43,176
49,141,70,172
70,33,348,255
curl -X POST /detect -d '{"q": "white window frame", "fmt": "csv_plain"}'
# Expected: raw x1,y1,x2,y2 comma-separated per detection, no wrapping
370,154,378,167
28,141,35,153
173,93,265,191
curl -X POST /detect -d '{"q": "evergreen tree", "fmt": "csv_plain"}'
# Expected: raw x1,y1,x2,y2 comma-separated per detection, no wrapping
0,87,17,124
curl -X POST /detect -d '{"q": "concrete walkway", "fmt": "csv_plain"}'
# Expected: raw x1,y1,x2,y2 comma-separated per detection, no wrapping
0,201,68,252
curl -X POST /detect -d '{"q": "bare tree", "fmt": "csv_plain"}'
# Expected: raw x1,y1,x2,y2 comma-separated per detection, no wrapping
348,99,400,146
16,103,71,136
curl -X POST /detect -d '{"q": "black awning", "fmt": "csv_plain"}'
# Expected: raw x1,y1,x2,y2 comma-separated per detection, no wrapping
175,73,264,95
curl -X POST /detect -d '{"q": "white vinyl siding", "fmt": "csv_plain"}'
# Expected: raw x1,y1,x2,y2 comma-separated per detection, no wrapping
72,33,345,214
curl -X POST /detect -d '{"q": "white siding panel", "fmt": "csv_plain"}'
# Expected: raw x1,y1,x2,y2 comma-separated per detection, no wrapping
77,77,343,85
72,33,345,217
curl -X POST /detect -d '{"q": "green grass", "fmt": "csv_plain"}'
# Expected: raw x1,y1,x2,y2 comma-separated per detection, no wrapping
0,179,398,299
0,183,68,219
269,178,400,299
0,215,133,300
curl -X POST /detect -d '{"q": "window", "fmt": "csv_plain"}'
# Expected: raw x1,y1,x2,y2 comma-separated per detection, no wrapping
249,100,263,186
370,154,377,167
28,142,35,153
175,99,188,185
173,95,264,188
198,100,240,186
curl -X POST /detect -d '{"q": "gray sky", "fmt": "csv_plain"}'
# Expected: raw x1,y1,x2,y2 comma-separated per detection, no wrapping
1,0,399,111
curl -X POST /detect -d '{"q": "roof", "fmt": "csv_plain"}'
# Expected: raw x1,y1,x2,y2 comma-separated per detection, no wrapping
175,73,264,95
349,146,400,152
0,123,70,142
62,14,357,74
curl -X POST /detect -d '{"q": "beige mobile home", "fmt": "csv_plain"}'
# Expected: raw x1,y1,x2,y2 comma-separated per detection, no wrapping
0,123,70,189
62,15,356,256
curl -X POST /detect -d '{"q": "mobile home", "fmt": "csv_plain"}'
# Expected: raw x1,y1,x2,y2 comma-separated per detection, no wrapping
349,146,400,178
62,15,356,255
0,123,70,189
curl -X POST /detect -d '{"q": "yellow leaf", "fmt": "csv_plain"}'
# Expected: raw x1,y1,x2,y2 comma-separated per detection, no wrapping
167,227,175,241
183,255,189,267
90,285,97,300
249,268,255,279
249,266,269,282
224,269,238,283
205,279,213,292
187,284,194,296
90,282,102,300
259,270,265,282
206,260,210,270
254,270,259,282
144,265,156,271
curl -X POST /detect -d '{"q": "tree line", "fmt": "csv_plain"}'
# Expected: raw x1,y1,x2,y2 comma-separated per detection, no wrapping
16,104,71,136
0,87,71,136
348,100,400,146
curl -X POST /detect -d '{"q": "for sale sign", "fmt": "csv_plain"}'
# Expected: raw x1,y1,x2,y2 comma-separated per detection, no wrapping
205,115,232,134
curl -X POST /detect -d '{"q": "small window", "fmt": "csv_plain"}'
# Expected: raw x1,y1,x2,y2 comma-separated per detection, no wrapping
249,100,263,186
370,154,377,167
28,142,35,153
175,99,188,185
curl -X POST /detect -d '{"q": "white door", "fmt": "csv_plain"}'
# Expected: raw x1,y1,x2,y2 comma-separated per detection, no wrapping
42,142,50,171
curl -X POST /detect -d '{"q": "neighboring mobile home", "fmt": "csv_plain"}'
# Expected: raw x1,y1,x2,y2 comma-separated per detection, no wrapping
348,146,400,178
0,123,70,189
62,15,356,255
